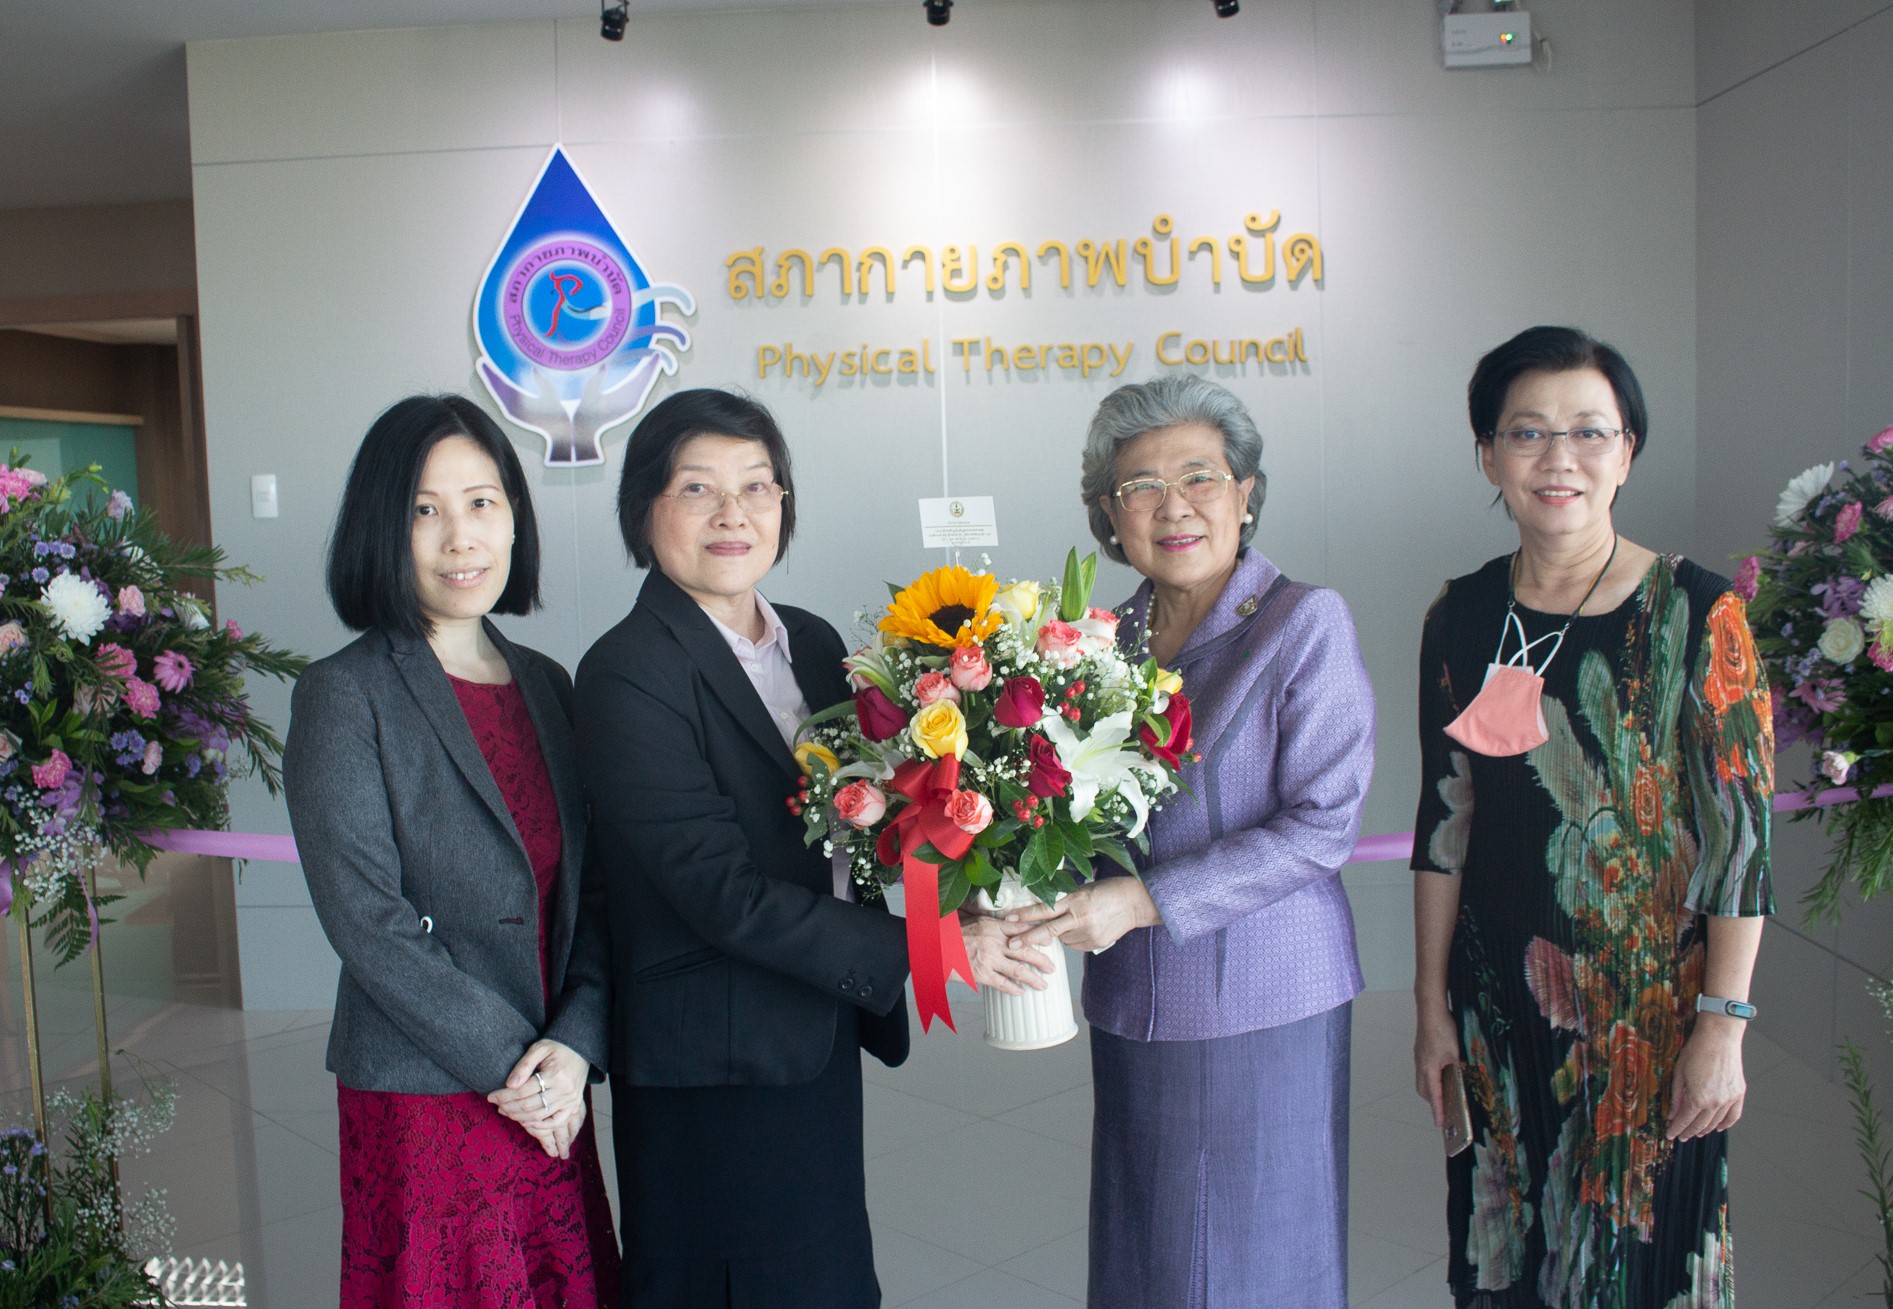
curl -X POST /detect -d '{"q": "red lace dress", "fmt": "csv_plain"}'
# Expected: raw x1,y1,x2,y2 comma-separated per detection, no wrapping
337,676,621,1308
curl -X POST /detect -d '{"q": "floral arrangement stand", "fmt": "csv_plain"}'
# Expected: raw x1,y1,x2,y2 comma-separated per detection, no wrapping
1749,427,1893,1306
0,457,302,1290
790,550,1192,1048
1748,427,1893,915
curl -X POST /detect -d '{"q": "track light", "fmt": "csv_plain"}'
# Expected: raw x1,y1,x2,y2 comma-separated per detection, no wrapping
1214,0,1239,15
600,1,627,41
924,0,952,26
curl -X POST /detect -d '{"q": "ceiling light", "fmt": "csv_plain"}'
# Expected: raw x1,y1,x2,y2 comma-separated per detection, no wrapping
925,0,953,26
600,1,628,41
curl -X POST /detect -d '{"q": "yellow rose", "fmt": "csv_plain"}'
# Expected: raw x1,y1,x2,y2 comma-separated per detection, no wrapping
1154,667,1183,696
794,741,840,777
909,701,969,760
992,579,1042,627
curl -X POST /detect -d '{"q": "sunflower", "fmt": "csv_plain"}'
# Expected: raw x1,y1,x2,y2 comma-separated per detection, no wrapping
879,565,1003,648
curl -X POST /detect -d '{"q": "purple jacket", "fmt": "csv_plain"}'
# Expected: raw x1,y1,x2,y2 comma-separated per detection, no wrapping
1082,550,1374,1042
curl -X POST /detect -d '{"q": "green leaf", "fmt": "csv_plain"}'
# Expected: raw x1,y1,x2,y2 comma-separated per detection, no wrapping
1093,837,1137,874
965,846,1001,887
886,580,904,601
937,861,972,915
1060,819,1094,861
796,700,859,734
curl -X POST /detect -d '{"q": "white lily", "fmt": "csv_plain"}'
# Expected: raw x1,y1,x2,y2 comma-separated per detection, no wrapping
1775,462,1834,526
1038,709,1169,838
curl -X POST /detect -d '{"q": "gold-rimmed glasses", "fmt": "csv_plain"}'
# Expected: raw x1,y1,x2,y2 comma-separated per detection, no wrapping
659,481,789,515
1113,469,1237,513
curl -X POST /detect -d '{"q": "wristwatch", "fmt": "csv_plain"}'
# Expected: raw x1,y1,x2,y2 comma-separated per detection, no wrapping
1696,994,1757,1021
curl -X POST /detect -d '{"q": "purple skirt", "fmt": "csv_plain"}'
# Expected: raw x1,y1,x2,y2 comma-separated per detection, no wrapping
1088,1001,1350,1309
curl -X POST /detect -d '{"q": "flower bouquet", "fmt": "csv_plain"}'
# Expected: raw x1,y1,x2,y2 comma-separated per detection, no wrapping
790,549,1192,1043
1745,426,1893,915
0,458,304,962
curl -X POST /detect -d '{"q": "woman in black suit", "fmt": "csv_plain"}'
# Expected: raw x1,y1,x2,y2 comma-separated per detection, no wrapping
285,395,618,1306
577,389,1051,1308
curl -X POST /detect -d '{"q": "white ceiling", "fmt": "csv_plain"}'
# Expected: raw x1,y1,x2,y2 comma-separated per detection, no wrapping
0,0,910,212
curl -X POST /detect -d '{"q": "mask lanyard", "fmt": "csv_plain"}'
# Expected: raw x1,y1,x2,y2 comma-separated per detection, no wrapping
1498,535,1618,678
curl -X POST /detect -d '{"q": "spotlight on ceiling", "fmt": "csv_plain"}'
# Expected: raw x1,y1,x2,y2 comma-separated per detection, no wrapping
924,0,953,27
1214,0,1239,15
600,0,628,41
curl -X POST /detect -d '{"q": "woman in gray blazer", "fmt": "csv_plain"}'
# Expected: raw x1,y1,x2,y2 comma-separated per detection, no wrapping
284,395,619,1308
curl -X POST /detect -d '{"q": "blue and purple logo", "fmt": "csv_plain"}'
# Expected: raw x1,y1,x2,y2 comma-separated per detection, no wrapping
473,148,694,467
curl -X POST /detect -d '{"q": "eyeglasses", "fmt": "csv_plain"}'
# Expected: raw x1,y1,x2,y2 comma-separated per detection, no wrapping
1492,427,1630,459
660,481,789,515
1113,469,1237,513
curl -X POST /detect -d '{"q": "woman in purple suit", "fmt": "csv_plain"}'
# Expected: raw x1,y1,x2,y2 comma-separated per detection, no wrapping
1016,375,1375,1307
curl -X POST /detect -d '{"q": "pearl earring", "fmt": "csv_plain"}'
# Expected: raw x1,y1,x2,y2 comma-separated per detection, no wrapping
1242,513,1254,524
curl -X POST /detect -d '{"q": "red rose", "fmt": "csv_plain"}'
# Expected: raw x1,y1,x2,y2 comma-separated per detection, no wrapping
993,675,1046,728
1027,733,1072,798
1139,694,1194,770
855,685,909,742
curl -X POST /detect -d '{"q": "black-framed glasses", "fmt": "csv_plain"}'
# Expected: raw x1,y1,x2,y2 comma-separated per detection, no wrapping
1113,469,1236,513
660,481,789,515
1492,427,1630,458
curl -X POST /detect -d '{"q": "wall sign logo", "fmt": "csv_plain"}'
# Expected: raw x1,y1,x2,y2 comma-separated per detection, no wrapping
473,147,694,466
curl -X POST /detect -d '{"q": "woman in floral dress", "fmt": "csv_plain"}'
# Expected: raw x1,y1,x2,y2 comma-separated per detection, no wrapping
1411,327,1773,1307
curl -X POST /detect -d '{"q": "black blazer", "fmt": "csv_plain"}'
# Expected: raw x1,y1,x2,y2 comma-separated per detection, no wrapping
576,569,910,1087
283,622,609,1095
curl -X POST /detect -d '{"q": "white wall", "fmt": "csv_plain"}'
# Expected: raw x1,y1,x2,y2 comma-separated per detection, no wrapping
1696,0,1893,1085
187,0,1700,1008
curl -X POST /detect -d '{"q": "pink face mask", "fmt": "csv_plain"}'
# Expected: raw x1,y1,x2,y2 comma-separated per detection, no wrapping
1443,608,1562,758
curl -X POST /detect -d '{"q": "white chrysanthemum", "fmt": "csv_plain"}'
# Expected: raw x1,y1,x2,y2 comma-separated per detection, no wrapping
1820,616,1866,665
1861,576,1893,625
1775,462,1835,525
41,571,110,643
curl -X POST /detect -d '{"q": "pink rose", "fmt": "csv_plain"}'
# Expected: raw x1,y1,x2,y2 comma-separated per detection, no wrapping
154,651,193,693
123,676,161,719
1731,555,1760,602
224,619,244,640
116,585,145,618
993,675,1046,728
948,646,992,691
0,622,24,654
944,788,993,835
1837,501,1863,543
1073,607,1121,657
913,670,961,707
94,642,135,678
833,781,888,828
1036,619,1085,669
31,749,70,790
141,740,163,775
1870,426,1893,454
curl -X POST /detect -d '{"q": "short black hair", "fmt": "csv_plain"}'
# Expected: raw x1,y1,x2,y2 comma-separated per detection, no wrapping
326,394,542,637
617,388,797,569
1467,326,1649,460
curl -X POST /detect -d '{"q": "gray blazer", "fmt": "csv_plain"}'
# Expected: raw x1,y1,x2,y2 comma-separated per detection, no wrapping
283,622,610,1095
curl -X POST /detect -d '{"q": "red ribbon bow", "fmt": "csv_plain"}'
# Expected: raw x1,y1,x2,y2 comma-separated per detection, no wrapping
875,757,979,1031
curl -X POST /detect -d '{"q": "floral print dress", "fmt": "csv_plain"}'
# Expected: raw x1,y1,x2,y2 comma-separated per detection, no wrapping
1412,554,1774,1308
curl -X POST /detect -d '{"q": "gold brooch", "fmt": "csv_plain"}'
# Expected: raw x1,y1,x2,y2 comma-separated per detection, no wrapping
1235,595,1259,617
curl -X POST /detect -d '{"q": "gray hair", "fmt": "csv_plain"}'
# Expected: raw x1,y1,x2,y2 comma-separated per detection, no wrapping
1079,375,1267,565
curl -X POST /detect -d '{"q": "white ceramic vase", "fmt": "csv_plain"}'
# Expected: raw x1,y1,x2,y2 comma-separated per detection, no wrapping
975,874,1080,1051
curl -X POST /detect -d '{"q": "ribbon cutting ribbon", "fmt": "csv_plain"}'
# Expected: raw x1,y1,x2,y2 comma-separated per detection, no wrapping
873,757,980,1032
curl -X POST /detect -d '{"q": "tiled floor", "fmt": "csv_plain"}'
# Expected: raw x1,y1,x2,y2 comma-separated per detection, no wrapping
4,967,1888,1307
